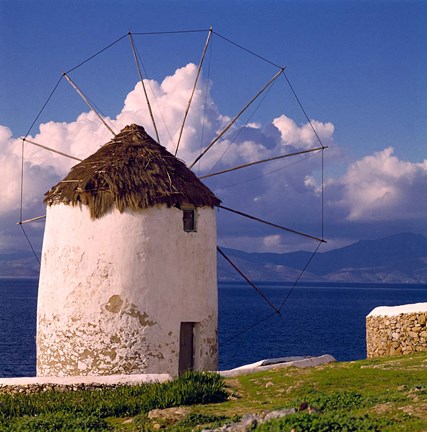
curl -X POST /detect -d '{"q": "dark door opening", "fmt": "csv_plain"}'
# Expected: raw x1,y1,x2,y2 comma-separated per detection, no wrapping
178,322,194,375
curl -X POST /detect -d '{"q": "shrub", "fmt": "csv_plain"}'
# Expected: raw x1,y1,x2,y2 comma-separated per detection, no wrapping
1,412,108,432
255,412,395,432
0,371,228,429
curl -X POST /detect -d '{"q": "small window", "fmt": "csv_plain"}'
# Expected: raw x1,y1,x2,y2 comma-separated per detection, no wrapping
182,208,196,232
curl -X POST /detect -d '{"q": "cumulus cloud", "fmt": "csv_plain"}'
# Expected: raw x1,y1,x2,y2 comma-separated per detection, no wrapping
273,114,334,149
329,147,427,222
1,62,425,255
117,63,224,165
0,126,58,217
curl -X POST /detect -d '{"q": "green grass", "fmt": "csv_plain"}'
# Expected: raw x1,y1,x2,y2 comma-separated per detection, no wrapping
0,372,228,431
191,352,427,431
1,353,426,431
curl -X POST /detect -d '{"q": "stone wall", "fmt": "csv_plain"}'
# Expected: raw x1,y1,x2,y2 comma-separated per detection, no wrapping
366,303,427,358
0,382,124,395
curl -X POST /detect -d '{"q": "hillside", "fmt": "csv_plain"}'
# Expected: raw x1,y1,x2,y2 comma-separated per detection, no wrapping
218,233,427,283
0,251,39,278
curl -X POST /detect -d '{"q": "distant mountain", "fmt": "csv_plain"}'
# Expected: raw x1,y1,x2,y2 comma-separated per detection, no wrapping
0,251,39,278
218,233,427,284
1,233,426,283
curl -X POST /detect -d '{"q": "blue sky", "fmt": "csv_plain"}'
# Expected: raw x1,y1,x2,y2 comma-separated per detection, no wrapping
2,0,426,160
0,0,426,256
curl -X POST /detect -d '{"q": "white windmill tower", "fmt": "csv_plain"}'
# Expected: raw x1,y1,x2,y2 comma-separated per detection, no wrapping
36,124,220,377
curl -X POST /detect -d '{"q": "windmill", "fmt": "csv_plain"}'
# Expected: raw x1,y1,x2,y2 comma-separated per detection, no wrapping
17,28,327,377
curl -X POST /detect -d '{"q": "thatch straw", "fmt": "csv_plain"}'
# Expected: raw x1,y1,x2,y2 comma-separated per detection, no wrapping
44,124,221,219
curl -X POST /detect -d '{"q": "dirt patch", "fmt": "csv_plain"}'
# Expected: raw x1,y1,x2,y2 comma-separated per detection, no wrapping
148,406,190,421
372,402,394,414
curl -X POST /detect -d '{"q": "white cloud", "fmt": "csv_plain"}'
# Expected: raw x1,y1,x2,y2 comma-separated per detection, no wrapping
273,114,334,149
117,63,224,165
0,126,58,217
0,151,20,213
332,147,427,221
1,63,426,256
262,234,283,250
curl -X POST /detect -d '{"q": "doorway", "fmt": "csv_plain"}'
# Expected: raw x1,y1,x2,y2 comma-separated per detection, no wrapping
178,322,194,375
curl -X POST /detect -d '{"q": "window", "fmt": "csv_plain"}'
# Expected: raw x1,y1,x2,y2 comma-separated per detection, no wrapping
182,207,196,232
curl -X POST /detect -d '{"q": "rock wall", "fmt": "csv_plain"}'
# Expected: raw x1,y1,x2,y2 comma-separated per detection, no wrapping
366,303,427,358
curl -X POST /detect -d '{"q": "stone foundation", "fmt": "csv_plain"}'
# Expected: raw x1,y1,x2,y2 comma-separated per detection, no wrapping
0,374,171,395
366,303,427,358
0,382,125,395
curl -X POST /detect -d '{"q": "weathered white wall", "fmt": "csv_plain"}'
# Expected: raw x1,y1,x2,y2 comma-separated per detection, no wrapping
37,204,218,377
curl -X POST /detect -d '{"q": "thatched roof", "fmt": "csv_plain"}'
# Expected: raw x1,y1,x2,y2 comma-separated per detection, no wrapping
44,124,220,219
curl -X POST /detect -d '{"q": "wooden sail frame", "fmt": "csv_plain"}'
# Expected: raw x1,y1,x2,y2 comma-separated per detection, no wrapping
18,27,327,325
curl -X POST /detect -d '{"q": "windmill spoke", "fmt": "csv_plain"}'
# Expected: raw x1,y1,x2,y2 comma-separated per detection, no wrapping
17,215,46,225
22,138,83,161
218,205,326,243
217,246,280,314
189,67,285,169
200,146,327,179
128,32,161,144
63,73,116,136
175,27,213,156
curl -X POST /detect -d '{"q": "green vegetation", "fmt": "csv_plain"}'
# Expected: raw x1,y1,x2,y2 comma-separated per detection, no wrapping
0,372,228,431
1,353,426,431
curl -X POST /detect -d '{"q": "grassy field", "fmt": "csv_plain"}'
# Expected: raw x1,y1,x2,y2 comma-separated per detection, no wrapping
1,352,426,431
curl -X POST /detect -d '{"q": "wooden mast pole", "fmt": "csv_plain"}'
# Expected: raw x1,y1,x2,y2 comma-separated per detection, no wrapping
63,73,116,136
17,215,46,225
22,138,83,161
199,146,327,179
128,32,161,144
189,66,285,169
175,27,213,156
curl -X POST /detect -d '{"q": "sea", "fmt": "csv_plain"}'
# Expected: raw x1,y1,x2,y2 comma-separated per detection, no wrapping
0,278,426,377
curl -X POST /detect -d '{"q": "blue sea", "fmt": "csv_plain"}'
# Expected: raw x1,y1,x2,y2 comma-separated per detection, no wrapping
0,278,426,377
